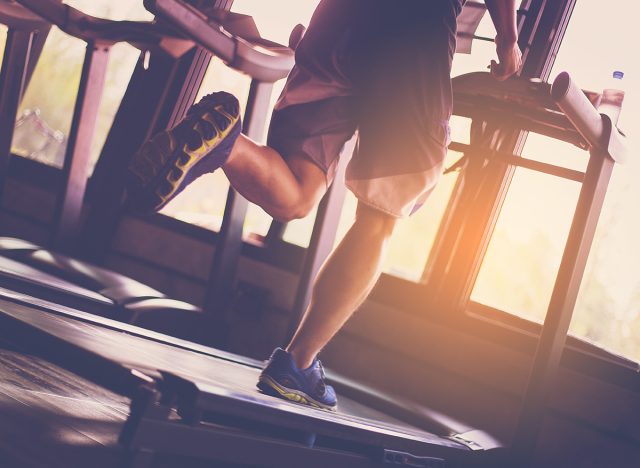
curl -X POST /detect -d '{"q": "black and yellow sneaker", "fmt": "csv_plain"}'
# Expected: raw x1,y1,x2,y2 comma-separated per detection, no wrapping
126,91,242,213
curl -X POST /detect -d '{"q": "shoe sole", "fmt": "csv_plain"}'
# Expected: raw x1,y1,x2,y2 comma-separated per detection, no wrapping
127,104,240,213
257,375,337,412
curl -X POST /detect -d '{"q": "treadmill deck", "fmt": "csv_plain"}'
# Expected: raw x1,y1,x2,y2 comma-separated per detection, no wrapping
0,292,475,467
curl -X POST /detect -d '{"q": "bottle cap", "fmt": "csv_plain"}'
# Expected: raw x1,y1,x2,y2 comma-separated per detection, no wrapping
613,70,624,79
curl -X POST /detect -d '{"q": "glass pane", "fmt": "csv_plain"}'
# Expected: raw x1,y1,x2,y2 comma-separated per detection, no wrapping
10,0,150,170
471,168,580,321
551,2,640,361
0,26,6,57
451,4,496,78
519,133,587,172
383,164,460,282
465,1,640,363
282,205,319,248
231,0,320,45
65,0,152,21
11,28,82,167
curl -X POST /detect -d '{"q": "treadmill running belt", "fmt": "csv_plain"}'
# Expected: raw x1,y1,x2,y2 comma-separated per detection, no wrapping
0,297,471,458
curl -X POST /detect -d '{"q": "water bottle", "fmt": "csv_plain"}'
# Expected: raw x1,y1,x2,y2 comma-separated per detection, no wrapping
599,70,625,125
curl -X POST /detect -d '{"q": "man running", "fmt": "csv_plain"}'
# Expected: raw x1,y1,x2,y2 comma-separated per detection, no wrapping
127,0,522,411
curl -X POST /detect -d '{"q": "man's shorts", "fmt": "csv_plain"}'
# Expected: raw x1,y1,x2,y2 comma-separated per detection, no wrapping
267,0,462,217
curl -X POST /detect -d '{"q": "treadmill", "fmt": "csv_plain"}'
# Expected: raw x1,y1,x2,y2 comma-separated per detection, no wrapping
0,287,491,468
0,1,625,466
0,0,295,339
0,33,625,465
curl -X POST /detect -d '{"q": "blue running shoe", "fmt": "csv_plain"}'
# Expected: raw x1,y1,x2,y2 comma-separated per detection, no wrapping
126,91,242,214
257,348,337,411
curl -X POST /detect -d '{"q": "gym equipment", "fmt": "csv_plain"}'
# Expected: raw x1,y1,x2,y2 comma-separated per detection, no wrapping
0,0,297,342
0,288,499,467
1,57,624,465
1,0,626,464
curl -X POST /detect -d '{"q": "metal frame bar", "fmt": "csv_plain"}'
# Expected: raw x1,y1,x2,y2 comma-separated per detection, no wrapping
81,46,211,262
203,79,274,344
52,40,111,251
448,141,585,182
510,148,615,463
0,29,33,199
80,0,231,263
121,387,383,468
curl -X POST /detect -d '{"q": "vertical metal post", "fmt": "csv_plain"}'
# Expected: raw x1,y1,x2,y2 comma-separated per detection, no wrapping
510,149,615,463
284,138,353,344
81,46,211,262
204,79,273,342
52,40,111,251
265,220,287,245
0,29,33,198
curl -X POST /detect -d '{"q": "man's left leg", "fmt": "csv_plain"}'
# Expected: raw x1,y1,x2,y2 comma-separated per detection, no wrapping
257,202,397,410
286,202,397,369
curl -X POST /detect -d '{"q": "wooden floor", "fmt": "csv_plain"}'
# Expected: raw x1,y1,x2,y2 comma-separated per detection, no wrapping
0,340,129,468
0,342,261,468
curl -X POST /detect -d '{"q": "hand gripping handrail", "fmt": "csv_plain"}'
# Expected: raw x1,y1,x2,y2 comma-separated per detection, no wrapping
452,71,626,163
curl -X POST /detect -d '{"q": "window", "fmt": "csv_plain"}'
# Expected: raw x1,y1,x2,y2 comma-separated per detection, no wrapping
0,25,6,57
471,161,581,320
470,2,640,362
7,1,150,171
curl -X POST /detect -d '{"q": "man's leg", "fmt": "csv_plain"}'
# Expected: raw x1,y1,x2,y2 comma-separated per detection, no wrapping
224,137,398,369
222,135,327,222
225,134,398,370
286,202,397,369
223,136,397,369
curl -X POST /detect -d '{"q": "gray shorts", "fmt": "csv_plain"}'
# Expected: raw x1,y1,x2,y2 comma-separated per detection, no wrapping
268,0,461,217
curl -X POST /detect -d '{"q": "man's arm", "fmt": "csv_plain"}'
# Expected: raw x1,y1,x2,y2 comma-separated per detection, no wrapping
485,0,522,80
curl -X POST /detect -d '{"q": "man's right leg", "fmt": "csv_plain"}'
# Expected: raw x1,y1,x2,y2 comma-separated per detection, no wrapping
257,202,397,410
286,202,397,369
126,92,328,221
222,135,327,222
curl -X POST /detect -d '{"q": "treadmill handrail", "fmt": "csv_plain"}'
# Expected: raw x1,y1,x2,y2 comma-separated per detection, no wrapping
0,0,49,30
452,71,626,163
148,0,295,82
552,71,626,163
15,0,186,46
452,72,583,146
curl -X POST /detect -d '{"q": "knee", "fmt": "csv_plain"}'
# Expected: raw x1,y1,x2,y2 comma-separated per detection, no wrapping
354,203,397,239
271,197,316,222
